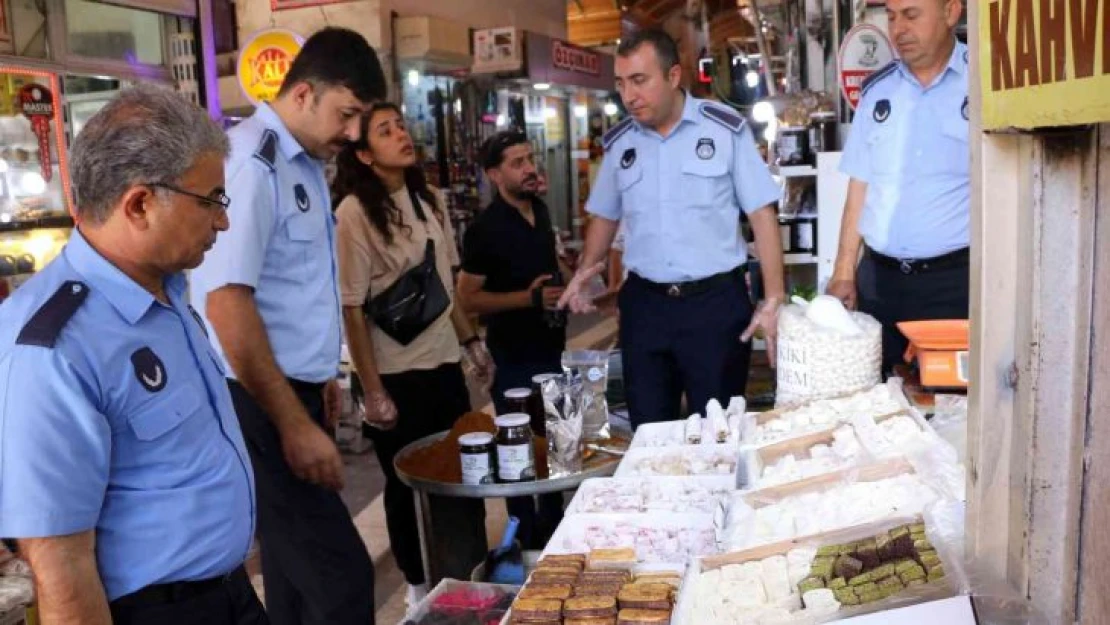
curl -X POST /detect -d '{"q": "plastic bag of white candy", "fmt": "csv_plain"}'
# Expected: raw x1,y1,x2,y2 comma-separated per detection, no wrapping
775,300,882,407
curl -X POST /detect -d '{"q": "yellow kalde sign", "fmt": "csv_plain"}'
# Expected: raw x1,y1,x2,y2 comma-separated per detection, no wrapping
238,29,303,106
980,0,1110,129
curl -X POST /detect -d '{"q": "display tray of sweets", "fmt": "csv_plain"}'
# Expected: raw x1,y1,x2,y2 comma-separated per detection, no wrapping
848,410,949,461
403,579,518,625
543,513,718,565
502,553,681,625
737,424,870,491
721,459,947,552
614,445,738,478
629,398,747,448
741,382,911,447
564,476,734,515
674,514,966,625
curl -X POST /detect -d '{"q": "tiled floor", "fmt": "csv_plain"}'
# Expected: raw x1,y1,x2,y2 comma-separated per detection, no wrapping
247,314,619,624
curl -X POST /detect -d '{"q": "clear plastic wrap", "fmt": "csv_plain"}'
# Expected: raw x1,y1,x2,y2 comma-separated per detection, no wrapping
738,424,874,491
561,350,611,440
543,512,718,564
677,504,970,625
615,444,740,478
565,476,735,515
544,374,583,477
721,460,950,552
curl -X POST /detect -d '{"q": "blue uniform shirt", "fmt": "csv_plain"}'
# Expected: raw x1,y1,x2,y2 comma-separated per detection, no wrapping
587,93,780,283
190,104,341,383
0,231,255,601
840,40,970,259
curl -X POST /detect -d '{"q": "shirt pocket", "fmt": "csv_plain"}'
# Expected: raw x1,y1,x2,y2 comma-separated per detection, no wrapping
128,387,202,441
283,210,326,280
617,163,646,213
680,159,730,207
867,127,898,177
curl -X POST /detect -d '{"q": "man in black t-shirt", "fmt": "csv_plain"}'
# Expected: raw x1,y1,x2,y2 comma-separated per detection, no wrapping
457,130,570,548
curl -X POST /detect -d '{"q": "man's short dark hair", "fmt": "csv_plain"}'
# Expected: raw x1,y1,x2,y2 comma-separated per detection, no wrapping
278,27,386,103
480,130,529,171
617,28,681,73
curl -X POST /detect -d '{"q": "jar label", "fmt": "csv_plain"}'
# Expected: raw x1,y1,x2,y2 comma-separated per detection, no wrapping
461,451,493,485
587,367,603,382
497,443,536,481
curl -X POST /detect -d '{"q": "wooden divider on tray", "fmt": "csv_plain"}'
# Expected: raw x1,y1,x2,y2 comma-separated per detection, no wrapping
740,458,917,508
699,514,923,572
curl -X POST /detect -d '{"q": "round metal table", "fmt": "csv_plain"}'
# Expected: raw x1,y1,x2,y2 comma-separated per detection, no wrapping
394,430,622,586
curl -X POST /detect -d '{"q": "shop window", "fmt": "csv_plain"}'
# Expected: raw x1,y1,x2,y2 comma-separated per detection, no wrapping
64,0,165,66
2,0,50,59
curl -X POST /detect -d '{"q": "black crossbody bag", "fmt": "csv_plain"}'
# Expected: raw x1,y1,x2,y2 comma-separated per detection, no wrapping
363,188,449,346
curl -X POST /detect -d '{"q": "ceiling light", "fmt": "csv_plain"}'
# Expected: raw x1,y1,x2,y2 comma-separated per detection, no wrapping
746,71,760,88
533,83,551,91
752,101,775,124
603,102,619,116
574,104,588,118
407,69,420,87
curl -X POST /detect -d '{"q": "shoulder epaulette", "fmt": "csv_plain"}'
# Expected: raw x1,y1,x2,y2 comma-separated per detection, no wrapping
699,102,746,133
861,61,899,96
253,129,278,172
602,117,634,151
16,281,89,348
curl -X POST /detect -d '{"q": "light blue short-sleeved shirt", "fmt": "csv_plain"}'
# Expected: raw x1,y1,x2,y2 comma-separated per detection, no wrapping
587,93,780,284
0,231,255,601
840,40,970,259
190,104,341,383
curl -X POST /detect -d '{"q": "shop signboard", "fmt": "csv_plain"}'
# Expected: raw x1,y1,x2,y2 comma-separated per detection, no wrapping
837,24,896,110
472,27,524,74
980,0,1110,129
237,28,303,106
552,39,600,76
526,33,615,91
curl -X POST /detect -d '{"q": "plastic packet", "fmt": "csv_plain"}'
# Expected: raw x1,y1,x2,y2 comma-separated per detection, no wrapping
543,374,582,478
561,350,611,440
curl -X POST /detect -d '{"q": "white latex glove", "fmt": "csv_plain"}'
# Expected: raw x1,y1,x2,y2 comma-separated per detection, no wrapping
556,262,606,313
362,388,398,431
741,297,784,368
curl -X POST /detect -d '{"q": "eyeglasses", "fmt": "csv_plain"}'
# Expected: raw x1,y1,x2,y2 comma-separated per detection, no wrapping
150,182,230,210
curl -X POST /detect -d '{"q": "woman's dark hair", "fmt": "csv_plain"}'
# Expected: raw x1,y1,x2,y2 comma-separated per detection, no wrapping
332,102,440,246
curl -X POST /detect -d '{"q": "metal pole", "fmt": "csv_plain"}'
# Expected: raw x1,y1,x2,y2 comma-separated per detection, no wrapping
749,0,778,97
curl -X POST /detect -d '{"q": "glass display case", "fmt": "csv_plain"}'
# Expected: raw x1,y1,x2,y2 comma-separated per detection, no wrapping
0,67,71,303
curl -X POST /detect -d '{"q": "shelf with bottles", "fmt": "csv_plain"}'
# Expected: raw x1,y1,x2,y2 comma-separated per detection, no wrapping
0,225,69,301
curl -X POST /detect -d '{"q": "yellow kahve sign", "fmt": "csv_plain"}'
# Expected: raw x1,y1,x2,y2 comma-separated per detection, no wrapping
238,29,303,106
980,0,1110,129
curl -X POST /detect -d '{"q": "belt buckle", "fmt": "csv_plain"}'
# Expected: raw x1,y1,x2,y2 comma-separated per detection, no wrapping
667,284,682,297
899,260,914,275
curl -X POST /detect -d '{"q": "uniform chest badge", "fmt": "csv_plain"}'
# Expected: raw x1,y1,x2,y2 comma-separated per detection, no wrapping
696,138,715,160
294,183,310,212
961,96,969,120
620,148,636,169
874,99,892,123
132,347,167,393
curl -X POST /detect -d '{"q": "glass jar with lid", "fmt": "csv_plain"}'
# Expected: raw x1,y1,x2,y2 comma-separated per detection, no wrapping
494,413,536,483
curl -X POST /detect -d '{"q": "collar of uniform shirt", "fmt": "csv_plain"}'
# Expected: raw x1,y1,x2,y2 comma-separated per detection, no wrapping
630,89,702,139
255,102,308,162
896,38,967,89
64,229,187,325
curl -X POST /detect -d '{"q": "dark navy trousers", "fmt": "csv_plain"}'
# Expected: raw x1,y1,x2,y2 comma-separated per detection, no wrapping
618,271,754,428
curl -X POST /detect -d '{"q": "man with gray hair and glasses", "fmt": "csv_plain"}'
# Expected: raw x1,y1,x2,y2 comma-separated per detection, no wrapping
0,84,266,625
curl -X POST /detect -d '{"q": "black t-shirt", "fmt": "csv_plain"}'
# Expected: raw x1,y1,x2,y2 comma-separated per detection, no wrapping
461,195,566,362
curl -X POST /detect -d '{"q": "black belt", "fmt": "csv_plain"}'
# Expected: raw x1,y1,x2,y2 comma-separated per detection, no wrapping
287,377,326,396
867,247,969,275
111,568,240,608
630,265,746,298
